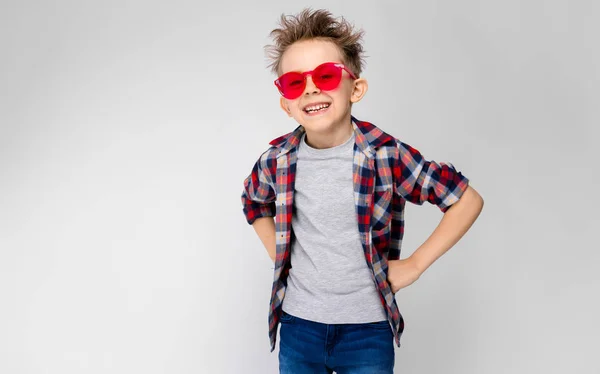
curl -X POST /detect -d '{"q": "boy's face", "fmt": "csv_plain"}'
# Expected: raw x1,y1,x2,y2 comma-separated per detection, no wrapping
278,39,367,134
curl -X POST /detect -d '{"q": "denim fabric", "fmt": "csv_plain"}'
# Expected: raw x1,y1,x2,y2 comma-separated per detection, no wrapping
278,310,395,374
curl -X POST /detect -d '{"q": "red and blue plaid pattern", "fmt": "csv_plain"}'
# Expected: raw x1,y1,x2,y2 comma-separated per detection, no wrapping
241,116,469,352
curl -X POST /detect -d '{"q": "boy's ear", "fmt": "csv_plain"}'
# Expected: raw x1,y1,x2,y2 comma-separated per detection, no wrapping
350,78,368,103
280,97,293,117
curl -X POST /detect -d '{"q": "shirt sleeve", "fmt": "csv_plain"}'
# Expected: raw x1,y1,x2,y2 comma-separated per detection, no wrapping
241,151,277,225
393,139,469,213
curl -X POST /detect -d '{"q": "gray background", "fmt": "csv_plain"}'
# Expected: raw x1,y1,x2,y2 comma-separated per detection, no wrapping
1,0,598,373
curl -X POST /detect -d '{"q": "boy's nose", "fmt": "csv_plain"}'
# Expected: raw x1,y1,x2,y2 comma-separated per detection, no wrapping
304,75,321,95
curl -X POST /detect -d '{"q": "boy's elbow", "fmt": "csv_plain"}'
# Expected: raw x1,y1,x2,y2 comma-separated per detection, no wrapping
470,186,484,207
464,185,484,212
450,185,483,212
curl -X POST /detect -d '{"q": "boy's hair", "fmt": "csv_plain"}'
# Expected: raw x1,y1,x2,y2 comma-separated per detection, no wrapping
265,8,366,78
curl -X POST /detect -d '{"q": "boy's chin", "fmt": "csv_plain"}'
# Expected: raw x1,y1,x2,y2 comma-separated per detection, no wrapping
299,118,340,133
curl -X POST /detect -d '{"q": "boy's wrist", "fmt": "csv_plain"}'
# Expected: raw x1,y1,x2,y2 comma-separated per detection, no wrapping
387,257,423,276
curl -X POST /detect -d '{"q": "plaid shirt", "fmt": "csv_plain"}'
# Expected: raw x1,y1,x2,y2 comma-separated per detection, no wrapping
241,115,470,352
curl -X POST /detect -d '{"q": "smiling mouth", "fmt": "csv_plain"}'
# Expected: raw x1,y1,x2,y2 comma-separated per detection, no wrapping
303,103,331,114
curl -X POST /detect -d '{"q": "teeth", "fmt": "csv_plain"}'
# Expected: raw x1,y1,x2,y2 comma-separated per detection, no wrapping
305,103,330,112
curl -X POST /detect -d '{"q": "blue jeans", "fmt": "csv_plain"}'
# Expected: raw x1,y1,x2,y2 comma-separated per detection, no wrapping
278,310,395,374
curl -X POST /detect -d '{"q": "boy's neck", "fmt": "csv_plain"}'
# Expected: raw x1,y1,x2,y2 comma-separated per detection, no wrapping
303,115,354,150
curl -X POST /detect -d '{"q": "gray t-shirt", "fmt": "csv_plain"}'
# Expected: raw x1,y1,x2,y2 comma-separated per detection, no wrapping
281,130,387,323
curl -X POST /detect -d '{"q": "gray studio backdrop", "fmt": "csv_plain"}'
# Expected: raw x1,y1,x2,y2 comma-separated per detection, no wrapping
0,0,598,373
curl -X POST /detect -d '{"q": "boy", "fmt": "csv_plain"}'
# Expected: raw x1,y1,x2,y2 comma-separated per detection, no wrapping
241,8,484,373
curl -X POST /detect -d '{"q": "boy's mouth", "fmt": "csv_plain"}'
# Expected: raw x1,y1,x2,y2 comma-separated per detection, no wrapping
303,102,331,114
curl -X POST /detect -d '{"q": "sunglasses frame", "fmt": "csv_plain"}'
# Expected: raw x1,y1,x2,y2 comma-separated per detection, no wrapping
274,62,358,100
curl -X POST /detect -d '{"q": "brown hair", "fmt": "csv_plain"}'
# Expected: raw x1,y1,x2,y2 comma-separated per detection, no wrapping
265,8,366,77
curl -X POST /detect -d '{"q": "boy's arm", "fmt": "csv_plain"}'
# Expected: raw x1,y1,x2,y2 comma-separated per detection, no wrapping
388,140,484,292
409,185,483,274
251,217,277,264
241,152,277,263
388,186,483,293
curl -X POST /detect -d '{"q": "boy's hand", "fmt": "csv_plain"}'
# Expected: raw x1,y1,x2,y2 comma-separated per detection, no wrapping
387,258,422,294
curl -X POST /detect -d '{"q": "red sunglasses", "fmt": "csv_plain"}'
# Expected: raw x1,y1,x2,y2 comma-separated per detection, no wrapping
274,62,357,100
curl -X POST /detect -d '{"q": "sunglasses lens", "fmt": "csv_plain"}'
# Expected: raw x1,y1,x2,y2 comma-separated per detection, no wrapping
313,63,342,91
278,72,305,99
275,63,346,99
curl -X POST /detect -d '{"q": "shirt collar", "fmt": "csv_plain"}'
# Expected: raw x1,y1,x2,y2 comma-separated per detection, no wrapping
268,115,394,159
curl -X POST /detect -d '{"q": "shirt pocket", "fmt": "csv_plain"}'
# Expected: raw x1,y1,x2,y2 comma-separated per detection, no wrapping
371,188,393,231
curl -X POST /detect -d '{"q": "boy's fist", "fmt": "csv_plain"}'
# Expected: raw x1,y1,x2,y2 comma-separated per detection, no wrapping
387,258,422,294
